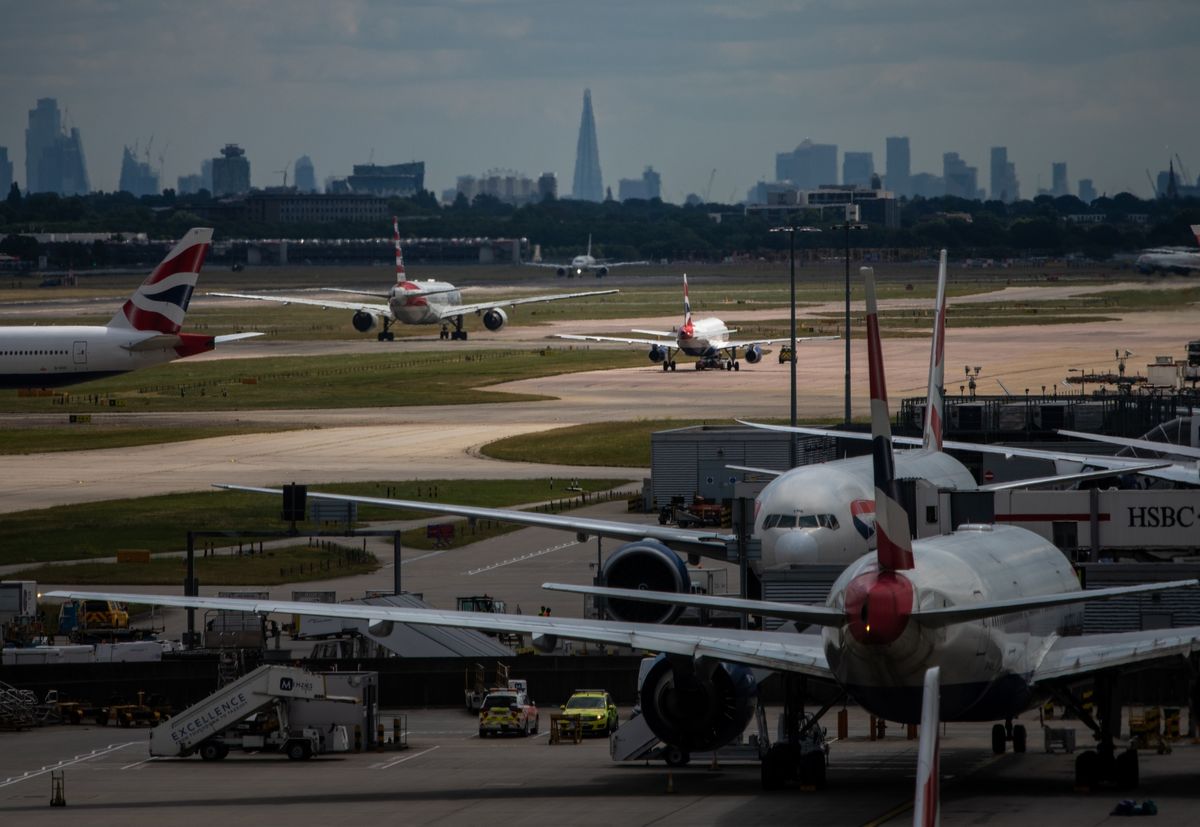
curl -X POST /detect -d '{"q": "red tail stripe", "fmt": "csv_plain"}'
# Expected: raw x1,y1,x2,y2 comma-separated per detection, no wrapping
142,243,208,286
866,313,887,403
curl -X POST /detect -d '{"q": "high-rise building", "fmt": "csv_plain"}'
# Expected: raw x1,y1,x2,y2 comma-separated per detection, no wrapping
211,144,251,195
537,172,557,201
571,89,603,202
943,152,980,200
0,147,12,195
885,137,910,197
118,145,159,197
1051,162,1068,197
776,140,838,189
1078,178,1096,204
618,166,662,201
989,146,1020,202
842,152,874,188
910,173,945,199
294,155,316,193
177,174,203,195
25,98,90,195
332,162,424,196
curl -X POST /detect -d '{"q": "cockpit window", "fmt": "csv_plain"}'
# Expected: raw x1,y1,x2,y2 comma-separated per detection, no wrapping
764,513,839,530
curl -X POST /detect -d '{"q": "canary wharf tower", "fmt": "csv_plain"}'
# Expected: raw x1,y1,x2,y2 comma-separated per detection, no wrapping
571,89,603,202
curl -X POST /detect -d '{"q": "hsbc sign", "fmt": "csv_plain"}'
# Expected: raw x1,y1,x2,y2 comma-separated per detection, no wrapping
1128,506,1197,529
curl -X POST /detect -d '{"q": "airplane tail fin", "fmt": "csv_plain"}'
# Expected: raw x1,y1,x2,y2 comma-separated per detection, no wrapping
587,234,592,258
108,227,212,333
922,250,948,452
681,274,694,336
913,666,941,827
864,266,914,571
393,216,407,280
1191,225,1200,248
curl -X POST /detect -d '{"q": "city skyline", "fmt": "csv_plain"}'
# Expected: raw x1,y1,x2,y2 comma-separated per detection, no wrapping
1,2,1198,201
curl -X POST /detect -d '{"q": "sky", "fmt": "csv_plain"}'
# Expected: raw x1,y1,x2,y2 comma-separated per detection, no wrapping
2,0,1198,202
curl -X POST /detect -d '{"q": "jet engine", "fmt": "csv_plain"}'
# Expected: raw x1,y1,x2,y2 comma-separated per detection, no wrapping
639,654,758,755
744,345,763,364
596,266,609,277
556,267,567,277
648,345,668,364
352,311,378,333
599,540,688,624
482,308,508,331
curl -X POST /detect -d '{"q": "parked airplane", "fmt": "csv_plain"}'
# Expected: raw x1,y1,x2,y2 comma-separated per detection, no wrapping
1135,225,1200,274
213,218,617,341
0,228,260,389
559,274,834,371
528,235,648,277
50,267,1200,790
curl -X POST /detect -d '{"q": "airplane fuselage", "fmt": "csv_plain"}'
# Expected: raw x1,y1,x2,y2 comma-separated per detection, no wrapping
1136,250,1200,274
754,449,977,570
678,317,731,358
0,326,211,388
387,280,463,325
822,523,1081,723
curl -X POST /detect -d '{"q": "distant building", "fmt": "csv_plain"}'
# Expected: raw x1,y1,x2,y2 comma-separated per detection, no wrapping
618,166,662,201
842,152,874,188
25,98,90,195
1051,162,1068,197
0,147,12,195
885,136,911,198
118,146,159,197
329,162,424,197
776,139,837,189
537,172,557,201
746,181,799,206
240,192,388,224
453,169,538,206
989,146,1020,202
176,174,204,195
572,89,604,202
294,155,317,193
744,184,899,229
910,173,945,199
943,152,981,200
1079,178,1097,204
211,144,251,196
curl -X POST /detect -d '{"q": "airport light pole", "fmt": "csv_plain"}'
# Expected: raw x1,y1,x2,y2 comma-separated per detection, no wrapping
770,224,820,468
832,220,866,426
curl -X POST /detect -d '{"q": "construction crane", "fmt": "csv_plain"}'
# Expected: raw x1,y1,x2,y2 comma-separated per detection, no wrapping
275,162,291,189
703,168,716,203
1175,154,1192,184
1146,169,1158,199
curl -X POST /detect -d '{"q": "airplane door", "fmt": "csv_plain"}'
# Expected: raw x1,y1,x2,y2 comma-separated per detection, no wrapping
72,340,87,365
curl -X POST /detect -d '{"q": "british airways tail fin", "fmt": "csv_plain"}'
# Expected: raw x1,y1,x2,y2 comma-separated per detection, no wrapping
108,227,212,334
922,250,948,452
394,216,406,280
1191,224,1200,248
913,666,941,827
586,234,592,258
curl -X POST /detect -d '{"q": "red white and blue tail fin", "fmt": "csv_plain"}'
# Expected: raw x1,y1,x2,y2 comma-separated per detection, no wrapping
1191,225,1200,248
586,233,592,258
864,266,914,571
680,274,695,337
108,227,212,334
393,216,407,281
913,666,941,827
922,250,948,452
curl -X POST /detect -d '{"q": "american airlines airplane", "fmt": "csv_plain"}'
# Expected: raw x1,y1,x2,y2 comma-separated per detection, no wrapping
0,228,259,389
213,218,617,341
52,267,1200,790
528,235,648,278
558,274,834,371
1135,225,1200,274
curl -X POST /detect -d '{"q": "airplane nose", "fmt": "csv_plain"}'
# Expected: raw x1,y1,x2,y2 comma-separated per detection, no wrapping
770,530,821,566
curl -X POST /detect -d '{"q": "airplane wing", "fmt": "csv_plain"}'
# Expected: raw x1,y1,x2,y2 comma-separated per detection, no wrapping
722,335,839,350
557,333,675,349
213,483,733,557
444,289,619,320
630,328,677,338
598,260,650,268
725,464,785,478
1056,429,1200,461
1033,628,1200,683
214,332,265,345
123,332,264,351
325,286,460,300
43,589,831,678
209,291,395,321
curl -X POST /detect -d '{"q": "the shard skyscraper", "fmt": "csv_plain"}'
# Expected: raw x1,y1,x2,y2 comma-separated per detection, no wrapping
571,89,603,202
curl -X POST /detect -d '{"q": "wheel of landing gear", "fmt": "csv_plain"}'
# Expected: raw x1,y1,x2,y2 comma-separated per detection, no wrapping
669,361,677,371
991,723,1007,754
386,331,395,341
804,751,827,789
663,745,690,767
733,361,740,371
760,749,785,791
1115,748,1139,789
1012,724,1027,753
1075,749,1098,788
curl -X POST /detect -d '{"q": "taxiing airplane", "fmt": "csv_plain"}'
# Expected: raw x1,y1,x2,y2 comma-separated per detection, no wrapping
558,274,834,371
51,266,1200,790
213,218,617,341
1135,225,1200,274
528,235,648,277
0,228,259,389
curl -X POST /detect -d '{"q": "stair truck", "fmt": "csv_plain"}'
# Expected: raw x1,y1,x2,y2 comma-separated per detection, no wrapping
149,665,352,761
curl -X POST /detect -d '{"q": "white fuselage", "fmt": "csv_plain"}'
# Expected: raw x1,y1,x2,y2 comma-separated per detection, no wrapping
571,254,598,271
822,523,1081,723
678,317,731,357
1136,250,1200,274
754,449,977,570
0,326,193,388
387,280,462,326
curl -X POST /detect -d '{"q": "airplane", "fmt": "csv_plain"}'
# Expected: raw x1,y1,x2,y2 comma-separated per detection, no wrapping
558,274,836,371
527,235,648,278
0,228,260,389
212,218,618,341
50,266,1200,791
1135,225,1200,274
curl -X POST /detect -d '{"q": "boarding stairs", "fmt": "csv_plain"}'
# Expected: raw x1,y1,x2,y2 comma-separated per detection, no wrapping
0,679,37,730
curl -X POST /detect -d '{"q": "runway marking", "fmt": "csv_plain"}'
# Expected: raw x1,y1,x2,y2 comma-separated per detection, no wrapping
0,741,138,788
372,745,439,770
120,757,158,770
464,540,580,575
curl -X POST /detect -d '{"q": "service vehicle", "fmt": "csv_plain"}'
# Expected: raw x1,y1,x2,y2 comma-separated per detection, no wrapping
558,689,618,735
478,682,538,737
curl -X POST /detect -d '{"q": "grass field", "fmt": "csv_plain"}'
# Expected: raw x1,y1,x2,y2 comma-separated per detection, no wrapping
10,544,379,586
0,424,312,455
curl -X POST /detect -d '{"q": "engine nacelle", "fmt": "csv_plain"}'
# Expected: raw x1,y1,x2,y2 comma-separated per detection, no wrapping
639,654,758,754
482,307,508,331
648,345,668,364
367,619,395,637
599,539,688,624
744,345,763,364
556,267,567,277
596,266,609,277
352,311,378,333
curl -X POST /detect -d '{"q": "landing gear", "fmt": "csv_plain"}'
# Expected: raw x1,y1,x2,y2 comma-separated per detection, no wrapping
733,360,740,371
669,360,677,371
1013,724,1027,753
663,744,690,767
991,719,1027,754
377,319,395,341
1056,675,1140,790
759,675,833,791
448,318,468,340
992,723,1007,754
1075,745,1139,790
440,324,450,340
